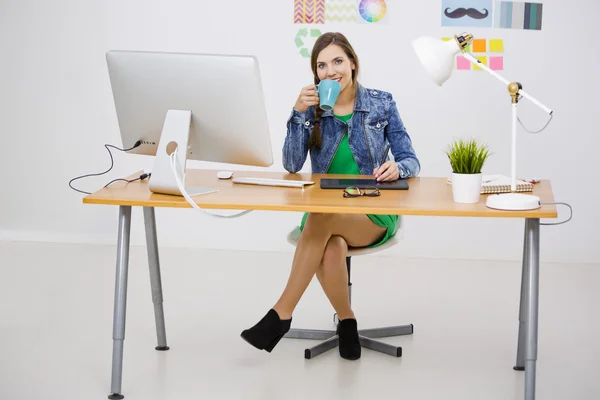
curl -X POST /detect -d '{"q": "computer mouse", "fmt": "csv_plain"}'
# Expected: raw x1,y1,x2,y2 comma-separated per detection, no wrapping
217,171,233,179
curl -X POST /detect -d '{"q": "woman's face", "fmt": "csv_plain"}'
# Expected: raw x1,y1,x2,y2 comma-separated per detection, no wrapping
315,44,355,94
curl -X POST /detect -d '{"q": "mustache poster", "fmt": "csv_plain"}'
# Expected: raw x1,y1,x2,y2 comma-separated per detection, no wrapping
442,0,493,27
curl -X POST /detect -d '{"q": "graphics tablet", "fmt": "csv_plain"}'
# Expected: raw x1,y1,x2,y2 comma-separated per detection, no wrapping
320,178,409,190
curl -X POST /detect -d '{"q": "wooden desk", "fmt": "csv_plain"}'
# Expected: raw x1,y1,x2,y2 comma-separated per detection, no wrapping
85,169,557,217
84,169,557,400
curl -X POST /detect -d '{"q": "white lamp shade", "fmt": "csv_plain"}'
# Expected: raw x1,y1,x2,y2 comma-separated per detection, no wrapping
412,36,462,86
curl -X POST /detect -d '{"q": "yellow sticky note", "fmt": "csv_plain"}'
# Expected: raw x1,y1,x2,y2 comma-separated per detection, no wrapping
442,37,452,41
472,39,486,53
473,56,488,71
489,39,504,52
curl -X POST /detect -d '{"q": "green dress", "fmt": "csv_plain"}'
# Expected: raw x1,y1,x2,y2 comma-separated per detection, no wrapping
299,112,399,248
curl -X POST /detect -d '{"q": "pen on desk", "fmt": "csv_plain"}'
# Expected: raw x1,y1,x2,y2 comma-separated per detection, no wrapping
524,178,540,184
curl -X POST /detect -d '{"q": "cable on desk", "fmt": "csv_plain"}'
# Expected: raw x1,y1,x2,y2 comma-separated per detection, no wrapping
102,172,152,189
69,141,143,195
170,150,252,219
540,202,572,226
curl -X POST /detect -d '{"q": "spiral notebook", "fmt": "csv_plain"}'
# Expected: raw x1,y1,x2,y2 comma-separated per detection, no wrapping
447,174,534,194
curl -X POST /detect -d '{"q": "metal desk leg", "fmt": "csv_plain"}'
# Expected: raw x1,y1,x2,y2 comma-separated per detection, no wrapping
109,206,132,400
143,207,169,351
514,219,531,371
525,218,540,400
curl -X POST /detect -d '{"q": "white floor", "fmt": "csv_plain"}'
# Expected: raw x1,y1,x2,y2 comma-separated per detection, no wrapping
0,241,598,400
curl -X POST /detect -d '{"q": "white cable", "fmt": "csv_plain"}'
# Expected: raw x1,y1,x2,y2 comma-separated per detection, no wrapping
169,150,252,219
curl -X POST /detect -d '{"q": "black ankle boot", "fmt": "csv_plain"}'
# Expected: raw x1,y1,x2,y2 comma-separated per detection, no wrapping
241,309,292,353
337,318,361,360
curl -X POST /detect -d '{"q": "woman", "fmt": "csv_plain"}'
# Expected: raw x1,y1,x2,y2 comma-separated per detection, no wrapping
241,32,420,360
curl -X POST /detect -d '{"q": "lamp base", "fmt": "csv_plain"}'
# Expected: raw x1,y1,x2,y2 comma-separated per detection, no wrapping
485,193,541,211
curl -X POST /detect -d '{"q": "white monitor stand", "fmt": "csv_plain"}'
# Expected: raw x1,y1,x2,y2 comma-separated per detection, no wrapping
148,109,217,196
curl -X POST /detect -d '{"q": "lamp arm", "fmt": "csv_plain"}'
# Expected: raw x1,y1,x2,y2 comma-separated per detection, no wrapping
462,53,553,115
462,52,553,193
517,88,553,115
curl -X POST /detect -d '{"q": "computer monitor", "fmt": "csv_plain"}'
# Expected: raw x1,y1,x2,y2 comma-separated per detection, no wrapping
105,50,274,196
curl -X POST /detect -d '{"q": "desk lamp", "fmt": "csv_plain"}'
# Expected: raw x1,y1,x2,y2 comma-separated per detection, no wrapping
412,33,553,211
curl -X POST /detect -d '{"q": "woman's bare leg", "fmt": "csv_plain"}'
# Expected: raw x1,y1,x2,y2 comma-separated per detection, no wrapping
315,236,354,320
272,213,385,319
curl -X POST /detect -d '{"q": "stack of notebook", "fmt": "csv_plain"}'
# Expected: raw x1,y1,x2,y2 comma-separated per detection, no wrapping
447,174,534,194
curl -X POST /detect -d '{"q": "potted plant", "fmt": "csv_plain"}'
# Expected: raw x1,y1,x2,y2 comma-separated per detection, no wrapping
445,138,490,203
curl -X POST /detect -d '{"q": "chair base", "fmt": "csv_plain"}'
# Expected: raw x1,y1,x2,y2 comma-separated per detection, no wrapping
284,324,413,359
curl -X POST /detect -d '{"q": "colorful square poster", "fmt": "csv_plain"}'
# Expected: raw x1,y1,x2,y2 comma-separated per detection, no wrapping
442,0,493,28
326,0,357,23
356,0,389,24
294,0,326,24
494,1,543,30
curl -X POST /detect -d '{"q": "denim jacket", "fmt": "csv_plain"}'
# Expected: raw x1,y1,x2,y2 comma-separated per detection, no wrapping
283,83,420,178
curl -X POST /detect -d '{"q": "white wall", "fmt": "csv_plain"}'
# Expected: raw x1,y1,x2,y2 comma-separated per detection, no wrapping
1,0,598,264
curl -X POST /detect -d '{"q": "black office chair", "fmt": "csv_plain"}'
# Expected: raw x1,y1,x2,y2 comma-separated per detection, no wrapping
283,227,414,359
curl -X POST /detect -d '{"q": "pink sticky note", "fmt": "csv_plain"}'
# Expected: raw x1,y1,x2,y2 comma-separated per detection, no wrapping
456,56,470,70
490,56,504,70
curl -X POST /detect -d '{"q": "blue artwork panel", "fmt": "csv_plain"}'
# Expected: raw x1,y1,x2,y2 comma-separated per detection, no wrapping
442,0,493,27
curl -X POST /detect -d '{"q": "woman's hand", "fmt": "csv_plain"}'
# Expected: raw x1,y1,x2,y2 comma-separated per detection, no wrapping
293,84,319,112
373,161,399,182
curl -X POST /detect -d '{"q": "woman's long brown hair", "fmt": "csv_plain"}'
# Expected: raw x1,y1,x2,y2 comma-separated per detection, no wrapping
308,32,360,150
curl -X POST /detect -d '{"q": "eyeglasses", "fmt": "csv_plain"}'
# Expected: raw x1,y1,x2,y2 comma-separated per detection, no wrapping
343,187,381,198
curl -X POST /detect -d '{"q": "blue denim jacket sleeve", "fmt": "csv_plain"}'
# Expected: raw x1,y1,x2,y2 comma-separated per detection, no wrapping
282,108,313,173
386,97,421,178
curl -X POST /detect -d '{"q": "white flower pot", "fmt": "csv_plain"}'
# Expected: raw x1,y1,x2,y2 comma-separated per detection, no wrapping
451,173,482,203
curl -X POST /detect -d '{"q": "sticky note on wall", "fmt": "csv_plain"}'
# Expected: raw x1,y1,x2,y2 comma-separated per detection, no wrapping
472,39,487,53
489,56,504,70
456,56,470,70
489,39,504,52
472,56,488,71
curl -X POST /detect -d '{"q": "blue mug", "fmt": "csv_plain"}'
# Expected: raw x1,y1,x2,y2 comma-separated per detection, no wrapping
316,79,342,111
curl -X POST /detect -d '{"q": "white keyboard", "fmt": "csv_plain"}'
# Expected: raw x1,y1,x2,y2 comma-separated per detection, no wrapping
232,177,315,188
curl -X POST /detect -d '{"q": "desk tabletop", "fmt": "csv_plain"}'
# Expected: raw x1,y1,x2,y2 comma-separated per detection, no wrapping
83,169,557,218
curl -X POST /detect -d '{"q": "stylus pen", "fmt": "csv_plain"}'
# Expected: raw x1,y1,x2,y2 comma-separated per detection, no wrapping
378,143,390,169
